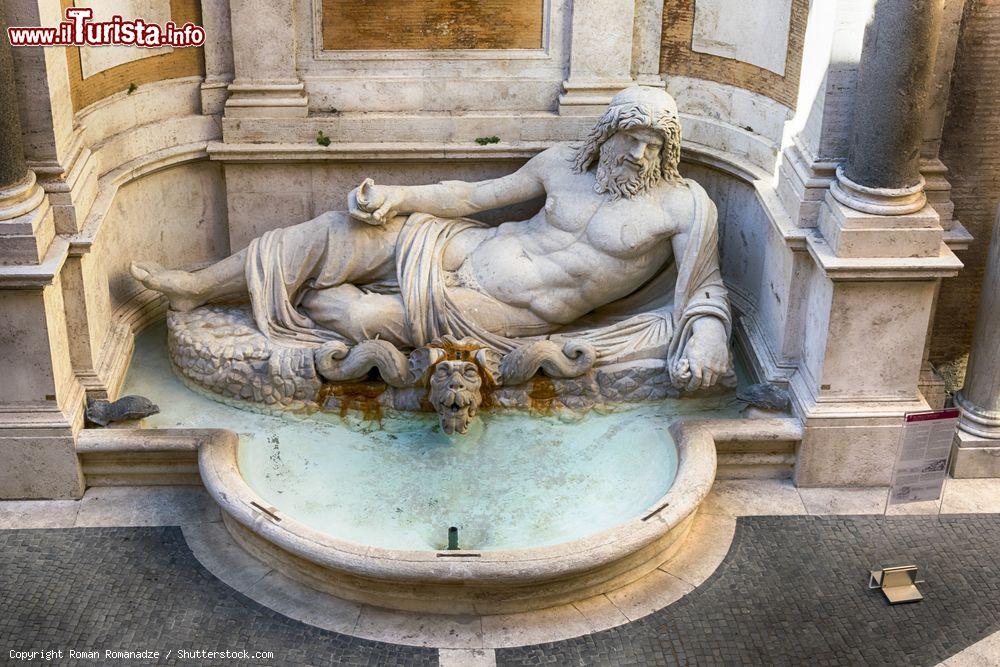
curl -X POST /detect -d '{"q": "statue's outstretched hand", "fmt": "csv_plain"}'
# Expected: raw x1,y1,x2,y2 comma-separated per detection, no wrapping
348,178,405,225
675,317,730,392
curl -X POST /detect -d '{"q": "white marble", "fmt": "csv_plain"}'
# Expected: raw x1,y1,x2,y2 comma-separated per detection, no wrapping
0,499,80,528
700,479,808,516
604,569,694,621
244,571,363,635
439,649,496,667
692,0,792,75
939,629,1000,666
940,479,1000,514
481,605,593,648
354,606,484,649
659,512,736,585
571,594,631,631
74,485,220,526
799,487,890,515
135,87,738,416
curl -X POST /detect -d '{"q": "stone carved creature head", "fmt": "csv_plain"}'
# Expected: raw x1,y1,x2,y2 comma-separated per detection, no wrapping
428,360,484,435
416,336,500,435
572,86,684,200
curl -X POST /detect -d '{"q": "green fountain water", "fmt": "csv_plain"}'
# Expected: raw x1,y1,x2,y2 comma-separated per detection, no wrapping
122,324,741,551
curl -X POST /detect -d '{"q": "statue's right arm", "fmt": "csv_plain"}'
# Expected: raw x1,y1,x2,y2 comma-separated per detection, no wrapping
350,151,549,223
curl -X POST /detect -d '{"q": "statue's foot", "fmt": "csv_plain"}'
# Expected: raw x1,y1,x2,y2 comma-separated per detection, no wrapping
130,261,205,311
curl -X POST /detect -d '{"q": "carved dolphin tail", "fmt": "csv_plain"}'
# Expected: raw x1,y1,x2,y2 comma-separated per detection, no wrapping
499,339,598,386
314,339,412,387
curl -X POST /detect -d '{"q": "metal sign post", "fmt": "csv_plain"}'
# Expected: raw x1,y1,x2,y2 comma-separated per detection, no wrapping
868,408,960,605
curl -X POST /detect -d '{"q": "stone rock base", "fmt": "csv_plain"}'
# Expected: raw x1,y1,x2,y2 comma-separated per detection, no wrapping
167,305,696,418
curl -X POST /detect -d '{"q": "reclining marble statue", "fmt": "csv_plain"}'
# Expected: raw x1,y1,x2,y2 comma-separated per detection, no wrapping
133,86,736,430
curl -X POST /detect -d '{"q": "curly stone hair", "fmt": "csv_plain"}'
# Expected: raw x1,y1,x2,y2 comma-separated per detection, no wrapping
572,100,684,185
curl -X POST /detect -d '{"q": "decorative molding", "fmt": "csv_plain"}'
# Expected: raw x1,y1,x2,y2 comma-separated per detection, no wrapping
61,0,205,112
661,0,809,109
320,0,545,51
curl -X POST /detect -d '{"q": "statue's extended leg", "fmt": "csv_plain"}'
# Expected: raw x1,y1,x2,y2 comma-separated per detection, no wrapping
130,250,248,311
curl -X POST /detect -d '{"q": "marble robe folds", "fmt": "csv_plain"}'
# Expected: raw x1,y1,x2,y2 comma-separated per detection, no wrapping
244,179,733,384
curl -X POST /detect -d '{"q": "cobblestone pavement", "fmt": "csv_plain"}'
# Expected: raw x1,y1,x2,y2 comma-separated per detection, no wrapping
498,515,1000,666
3,517,1000,666
0,527,435,666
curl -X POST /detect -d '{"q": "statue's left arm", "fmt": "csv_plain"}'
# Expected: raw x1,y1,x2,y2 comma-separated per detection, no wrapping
668,197,734,392
349,152,548,224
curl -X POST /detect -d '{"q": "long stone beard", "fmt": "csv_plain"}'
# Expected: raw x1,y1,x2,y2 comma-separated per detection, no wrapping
594,148,663,200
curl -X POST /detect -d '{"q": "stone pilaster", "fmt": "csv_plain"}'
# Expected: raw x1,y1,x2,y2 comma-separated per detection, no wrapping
0,13,84,499
951,204,1000,478
558,0,637,114
631,0,665,88
792,0,963,487
224,0,308,118
200,0,235,115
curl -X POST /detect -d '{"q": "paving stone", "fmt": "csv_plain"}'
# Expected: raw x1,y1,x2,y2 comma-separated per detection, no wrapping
0,527,435,666
497,515,1000,666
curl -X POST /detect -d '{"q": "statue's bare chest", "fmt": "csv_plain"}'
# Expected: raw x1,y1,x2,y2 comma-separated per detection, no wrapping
542,187,674,258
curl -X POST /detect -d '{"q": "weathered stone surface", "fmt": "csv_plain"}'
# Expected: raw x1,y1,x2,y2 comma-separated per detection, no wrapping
167,305,703,419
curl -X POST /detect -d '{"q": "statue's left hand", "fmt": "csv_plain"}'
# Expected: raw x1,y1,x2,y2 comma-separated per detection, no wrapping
677,317,730,391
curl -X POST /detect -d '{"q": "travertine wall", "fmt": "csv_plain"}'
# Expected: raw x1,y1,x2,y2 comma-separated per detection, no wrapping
60,0,204,111
930,0,1000,367
661,0,809,108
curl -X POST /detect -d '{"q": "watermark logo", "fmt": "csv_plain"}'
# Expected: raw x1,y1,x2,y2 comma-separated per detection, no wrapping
6,7,205,48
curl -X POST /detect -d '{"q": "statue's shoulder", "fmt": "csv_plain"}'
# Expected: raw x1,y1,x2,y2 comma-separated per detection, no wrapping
531,143,575,167
655,180,698,225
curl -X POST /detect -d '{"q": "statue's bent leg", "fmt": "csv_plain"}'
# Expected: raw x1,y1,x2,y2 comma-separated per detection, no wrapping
300,285,411,347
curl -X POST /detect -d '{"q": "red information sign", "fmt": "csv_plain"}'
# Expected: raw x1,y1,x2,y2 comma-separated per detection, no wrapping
888,409,960,505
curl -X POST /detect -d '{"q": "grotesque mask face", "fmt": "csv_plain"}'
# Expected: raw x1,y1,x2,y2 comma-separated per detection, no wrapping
428,360,484,435
596,126,665,200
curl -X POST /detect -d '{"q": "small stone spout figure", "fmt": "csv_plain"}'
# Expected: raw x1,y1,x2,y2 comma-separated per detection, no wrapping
429,360,484,435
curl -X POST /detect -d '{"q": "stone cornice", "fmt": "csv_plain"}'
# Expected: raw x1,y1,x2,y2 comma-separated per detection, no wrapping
0,235,69,289
805,233,963,281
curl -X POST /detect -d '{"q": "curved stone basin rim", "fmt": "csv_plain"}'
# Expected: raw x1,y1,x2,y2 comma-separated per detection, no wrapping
198,420,717,586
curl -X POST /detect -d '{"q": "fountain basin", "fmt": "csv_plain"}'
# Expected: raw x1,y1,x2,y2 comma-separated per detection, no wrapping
199,420,716,614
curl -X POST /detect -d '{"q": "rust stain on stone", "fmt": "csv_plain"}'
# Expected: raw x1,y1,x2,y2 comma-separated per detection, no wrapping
317,381,386,423
527,376,557,414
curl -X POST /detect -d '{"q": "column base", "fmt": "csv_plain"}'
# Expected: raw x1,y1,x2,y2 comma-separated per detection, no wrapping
776,144,957,230
201,79,231,116
225,81,309,119
829,166,927,215
0,425,84,499
818,190,942,259
954,390,1000,439
0,172,54,265
558,79,636,115
950,430,1000,479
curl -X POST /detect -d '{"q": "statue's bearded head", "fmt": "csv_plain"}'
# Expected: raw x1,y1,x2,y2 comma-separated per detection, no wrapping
573,86,684,199
428,360,484,435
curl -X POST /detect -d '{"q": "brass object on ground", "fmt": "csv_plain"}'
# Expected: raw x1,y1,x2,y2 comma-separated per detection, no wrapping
869,565,924,604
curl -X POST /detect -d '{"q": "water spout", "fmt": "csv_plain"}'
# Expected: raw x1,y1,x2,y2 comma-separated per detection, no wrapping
447,526,459,550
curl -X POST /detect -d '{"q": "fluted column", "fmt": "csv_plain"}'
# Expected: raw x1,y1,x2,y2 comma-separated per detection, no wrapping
830,0,942,216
